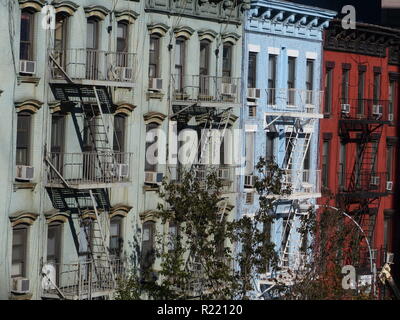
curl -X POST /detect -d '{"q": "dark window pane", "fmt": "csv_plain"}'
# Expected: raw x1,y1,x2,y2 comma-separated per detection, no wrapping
16,113,31,165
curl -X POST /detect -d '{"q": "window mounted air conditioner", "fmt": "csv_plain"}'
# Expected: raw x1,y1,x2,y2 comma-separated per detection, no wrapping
149,78,163,91
19,60,36,75
221,83,237,96
244,175,255,188
145,171,164,184
247,88,261,99
341,104,350,114
370,176,380,186
386,181,393,191
218,168,230,180
116,163,129,178
388,113,394,122
386,252,394,264
117,67,133,81
11,277,30,294
16,165,34,181
372,104,383,116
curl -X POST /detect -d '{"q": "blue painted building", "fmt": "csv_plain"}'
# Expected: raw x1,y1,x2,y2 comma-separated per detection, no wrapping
239,0,335,293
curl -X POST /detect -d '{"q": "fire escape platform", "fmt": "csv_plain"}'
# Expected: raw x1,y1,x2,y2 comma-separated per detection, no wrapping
265,111,323,119
172,100,241,109
46,181,131,190
266,192,321,200
49,79,135,89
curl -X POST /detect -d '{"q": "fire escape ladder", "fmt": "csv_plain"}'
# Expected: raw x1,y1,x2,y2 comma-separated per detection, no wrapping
278,201,297,269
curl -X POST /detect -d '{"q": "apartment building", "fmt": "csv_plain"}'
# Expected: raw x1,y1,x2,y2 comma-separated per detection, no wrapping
0,0,248,300
240,0,335,295
319,19,400,293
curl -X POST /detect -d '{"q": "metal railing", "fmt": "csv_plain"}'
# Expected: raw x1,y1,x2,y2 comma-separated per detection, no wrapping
168,164,237,193
171,74,241,104
339,98,390,121
281,169,321,194
265,88,323,114
41,258,126,299
46,152,132,186
338,171,388,194
50,49,136,83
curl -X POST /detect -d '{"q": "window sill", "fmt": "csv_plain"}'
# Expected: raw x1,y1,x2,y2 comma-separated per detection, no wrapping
9,292,32,300
146,90,164,100
143,184,160,192
17,75,40,86
13,182,37,191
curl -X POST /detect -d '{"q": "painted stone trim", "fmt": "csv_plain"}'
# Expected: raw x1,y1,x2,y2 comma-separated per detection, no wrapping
143,111,167,125
147,23,169,37
15,99,43,113
84,5,109,20
115,10,139,23
53,1,79,16
9,211,38,227
18,0,45,12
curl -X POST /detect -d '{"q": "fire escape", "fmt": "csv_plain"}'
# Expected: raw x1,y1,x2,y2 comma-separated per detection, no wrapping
42,48,134,299
337,98,390,268
168,73,240,295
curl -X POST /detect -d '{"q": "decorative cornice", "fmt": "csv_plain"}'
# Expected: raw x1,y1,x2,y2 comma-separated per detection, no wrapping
222,32,241,44
115,102,135,116
198,29,218,42
19,0,45,12
173,26,195,40
44,210,70,224
143,112,166,125
115,10,139,24
15,99,43,113
139,210,158,222
147,23,169,37
53,1,79,16
84,5,109,20
109,205,132,219
10,211,38,227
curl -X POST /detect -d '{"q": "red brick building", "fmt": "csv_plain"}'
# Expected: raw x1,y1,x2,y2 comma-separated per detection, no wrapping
319,20,400,288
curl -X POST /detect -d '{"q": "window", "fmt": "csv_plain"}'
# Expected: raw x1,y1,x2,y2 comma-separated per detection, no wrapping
20,11,34,60
168,221,178,252
110,217,123,256
117,22,128,53
384,215,393,251
357,69,366,114
303,144,310,182
51,114,65,153
16,112,31,166
342,68,350,104
306,60,314,104
149,36,160,79
339,142,346,187
86,19,99,79
222,43,232,79
266,133,275,161
389,80,396,118
245,132,255,175
174,38,185,92
268,55,277,104
322,140,330,188
141,221,155,269
12,226,28,277
145,123,159,172
47,223,62,284
247,52,257,88
54,14,68,70
287,57,296,105
113,115,126,153
248,105,256,117
78,220,92,259
199,40,210,94
386,144,394,182
283,135,294,169
117,22,128,67
373,71,381,102
324,67,333,114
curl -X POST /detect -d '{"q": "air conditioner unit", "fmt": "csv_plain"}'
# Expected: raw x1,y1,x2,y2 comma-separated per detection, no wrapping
145,171,164,184
388,113,394,121
386,252,394,264
247,88,261,99
19,60,36,75
221,83,237,96
341,104,350,114
117,67,133,81
244,175,255,188
115,163,129,178
11,277,30,294
218,168,230,180
386,181,393,191
16,165,34,181
372,104,383,116
370,176,380,186
149,78,163,91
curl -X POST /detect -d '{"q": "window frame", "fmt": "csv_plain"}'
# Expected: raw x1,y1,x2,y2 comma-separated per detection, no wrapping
174,37,186,92
12,225,28,278
287,57,296,105
113,114,126,153
247,52,257,89
324,66,333,114
222,43,233,79
149,35,160,79
16,112,32,166
322,139,330,189
20,10,34,61
145,122,159,172
342,68,350,104
110,216,123,257
357,69,366,114
141,221,155,269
